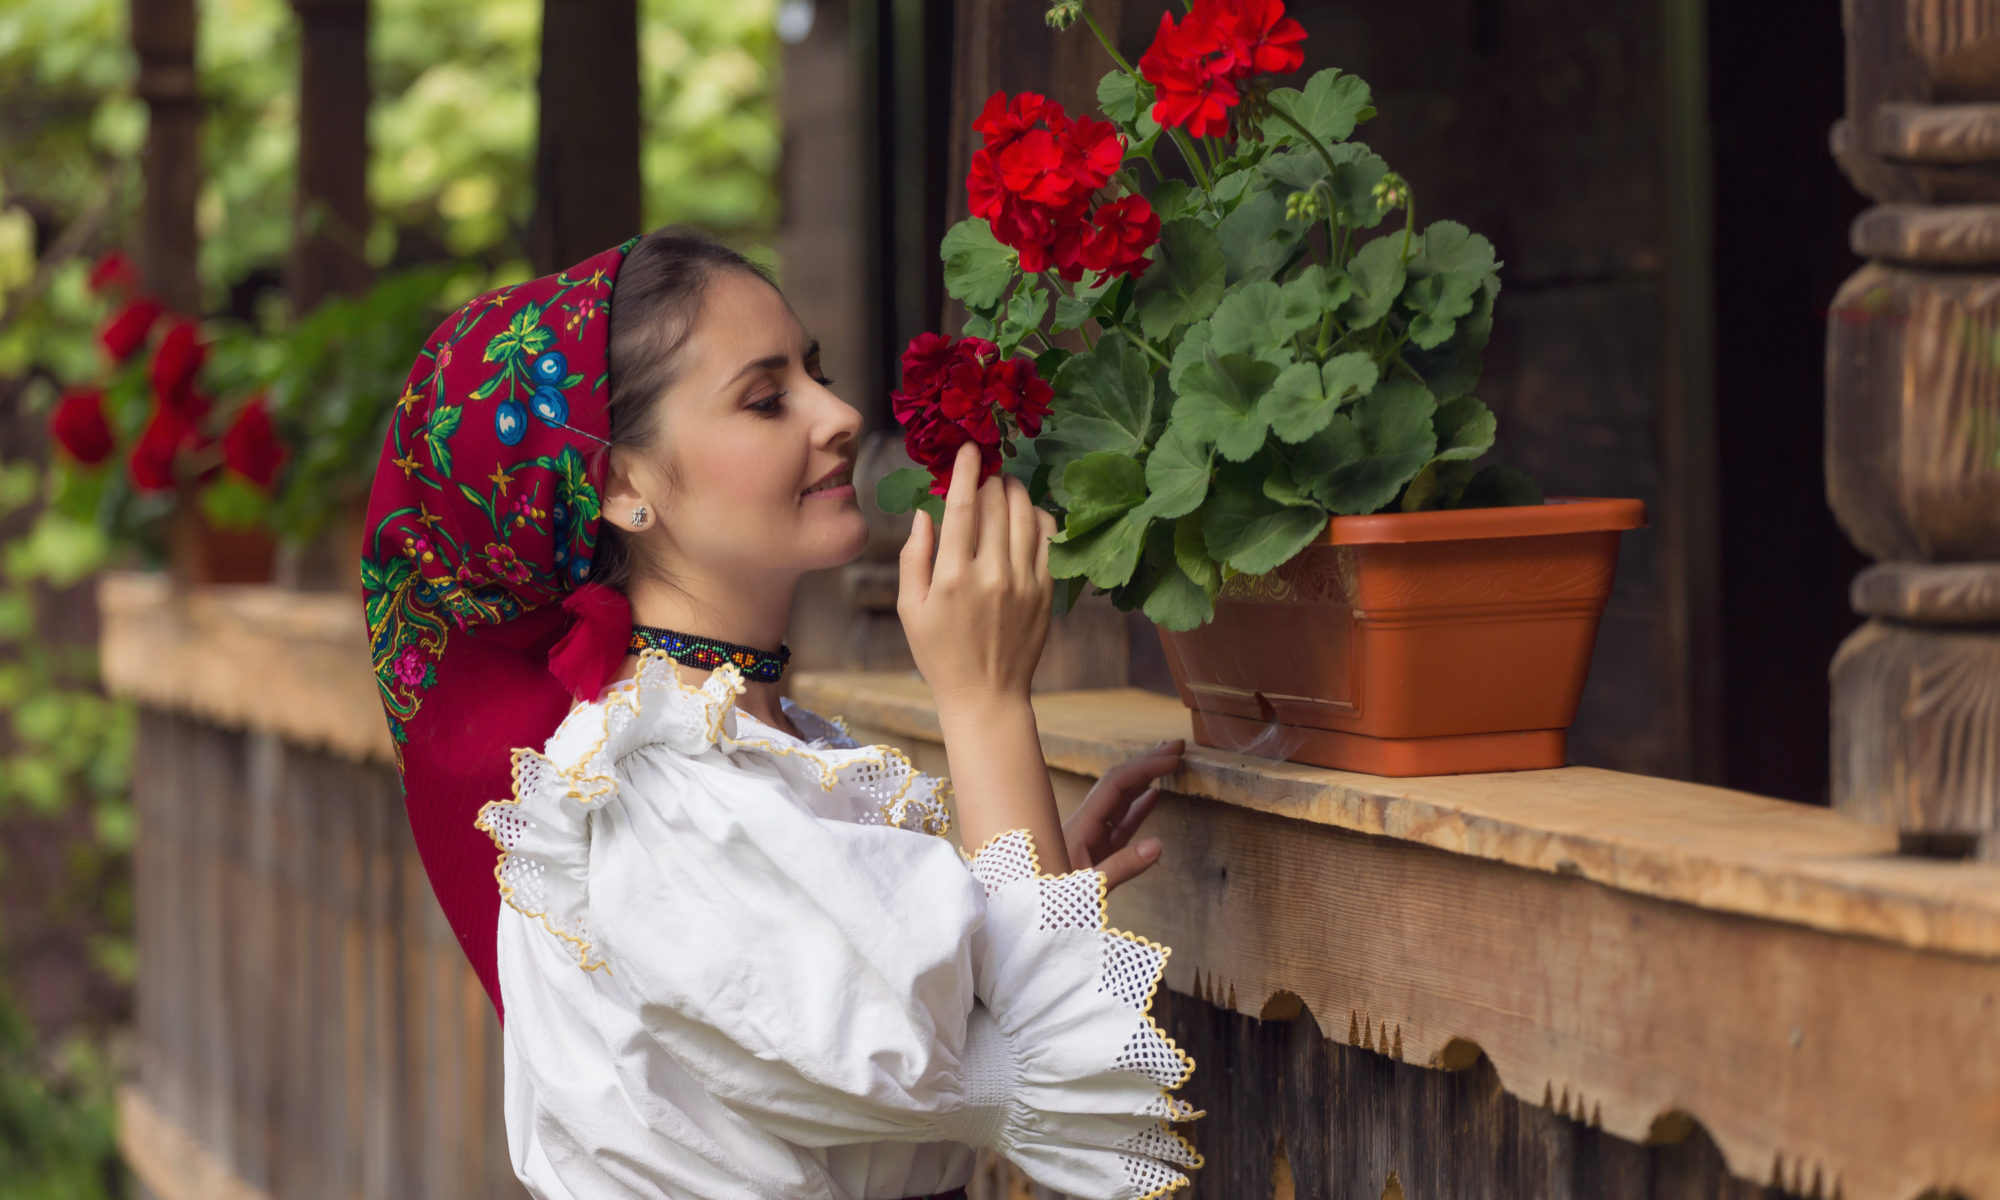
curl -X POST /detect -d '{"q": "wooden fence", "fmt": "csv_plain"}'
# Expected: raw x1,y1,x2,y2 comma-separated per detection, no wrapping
104,573,2000,1200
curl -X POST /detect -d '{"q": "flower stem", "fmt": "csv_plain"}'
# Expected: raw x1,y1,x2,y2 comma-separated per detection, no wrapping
1399,189,1418,263
1081,9,1137,75
1167,128,1213,192
1109,317,1171,369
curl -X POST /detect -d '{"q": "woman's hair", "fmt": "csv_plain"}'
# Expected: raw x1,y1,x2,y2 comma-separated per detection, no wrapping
589,227,772,591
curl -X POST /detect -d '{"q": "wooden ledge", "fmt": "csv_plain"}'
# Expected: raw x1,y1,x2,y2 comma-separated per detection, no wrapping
792,670,2000,961
98,571,392,764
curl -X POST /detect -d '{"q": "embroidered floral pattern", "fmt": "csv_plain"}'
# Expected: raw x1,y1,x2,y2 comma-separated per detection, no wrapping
361,239,636,755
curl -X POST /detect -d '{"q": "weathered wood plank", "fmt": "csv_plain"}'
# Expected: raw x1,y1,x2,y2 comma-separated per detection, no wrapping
795,672,2000,958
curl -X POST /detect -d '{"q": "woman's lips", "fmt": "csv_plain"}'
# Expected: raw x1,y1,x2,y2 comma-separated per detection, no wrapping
802,466,854,499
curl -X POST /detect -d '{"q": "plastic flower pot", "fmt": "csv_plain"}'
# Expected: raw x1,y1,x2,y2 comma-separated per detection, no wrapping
1156,498,1646,777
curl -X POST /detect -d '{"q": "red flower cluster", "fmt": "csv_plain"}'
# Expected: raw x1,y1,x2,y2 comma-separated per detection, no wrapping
966,91,1159,282
223,397,287,487
1139,0,1307,137
150,317,210,420
892,333,1053,494
49,389,115,466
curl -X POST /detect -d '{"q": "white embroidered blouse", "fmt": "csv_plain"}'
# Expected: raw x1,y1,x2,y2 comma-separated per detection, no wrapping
479,652,1202,1200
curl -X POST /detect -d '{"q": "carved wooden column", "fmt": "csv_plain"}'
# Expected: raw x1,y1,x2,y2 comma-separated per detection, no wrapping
131,0,202,315
1828,0,2000,858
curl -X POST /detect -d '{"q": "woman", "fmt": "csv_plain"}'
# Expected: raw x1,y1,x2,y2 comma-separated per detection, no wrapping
362,230,1200,1200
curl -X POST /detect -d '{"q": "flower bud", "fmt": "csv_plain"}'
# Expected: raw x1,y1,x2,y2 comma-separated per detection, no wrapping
1044,0,1083,30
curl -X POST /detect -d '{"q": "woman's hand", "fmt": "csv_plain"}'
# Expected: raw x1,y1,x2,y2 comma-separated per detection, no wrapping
898,441,1058,710
1065,739,1183,890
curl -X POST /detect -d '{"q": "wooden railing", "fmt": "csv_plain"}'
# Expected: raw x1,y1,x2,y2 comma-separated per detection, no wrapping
105,572,2000,1200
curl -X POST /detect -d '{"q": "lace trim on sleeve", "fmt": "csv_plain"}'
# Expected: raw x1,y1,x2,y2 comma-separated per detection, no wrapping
966,829,1202,1199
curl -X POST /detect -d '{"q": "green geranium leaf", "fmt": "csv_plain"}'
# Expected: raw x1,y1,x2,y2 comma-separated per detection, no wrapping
1055,450,1148,538
1338,235,1407,329
1432,395,1497,461
1139,422,1214,519
962,312,997,340
1280,265,1350,329
997,276,1050,355
1136,218,1226,339
1098,68,1147,125
941,218,1017,311
1167,322,1212,394
1404,275,1497,400
1400,458,1478,511
1149,180,1194,222
1258,148,1327,193
1052,293,1098,334
875,466,935,516
1048,509,1149,589
1034,346,1072,381
1175,351,1282,462
1403,221,1499,349
1141,561,1215,631
1264,68,1375,147
1265,352,1378,443
1173,512,1219,593
1326,143,1391,230
1210,280,1317,357
1042,336,1158,472
1294,376,1438,514
1459,463,1544,509
1216,189,1298,285
1202,482,1328,576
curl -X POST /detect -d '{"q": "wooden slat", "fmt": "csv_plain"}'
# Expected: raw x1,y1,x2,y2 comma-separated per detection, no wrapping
793,671,2000,959
119,1085,271,1200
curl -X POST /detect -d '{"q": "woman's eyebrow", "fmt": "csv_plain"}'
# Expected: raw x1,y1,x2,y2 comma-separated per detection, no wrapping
725,353,791,387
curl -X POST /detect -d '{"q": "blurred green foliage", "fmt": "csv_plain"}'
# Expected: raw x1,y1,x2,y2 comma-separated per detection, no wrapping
0,0,779,1194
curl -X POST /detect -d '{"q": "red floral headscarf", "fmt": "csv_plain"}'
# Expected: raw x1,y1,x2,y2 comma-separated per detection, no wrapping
361,238,639,1016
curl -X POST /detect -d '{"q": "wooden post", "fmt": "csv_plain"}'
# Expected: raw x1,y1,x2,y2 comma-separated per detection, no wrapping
1827,0,2000,858
130,0,202,315
528,0,641,274
289,0,372,311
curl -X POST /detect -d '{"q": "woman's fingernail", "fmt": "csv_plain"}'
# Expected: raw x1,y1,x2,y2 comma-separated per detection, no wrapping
1138,839,1161,861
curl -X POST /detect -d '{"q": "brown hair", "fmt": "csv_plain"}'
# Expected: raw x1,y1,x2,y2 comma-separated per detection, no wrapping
589,227,772,591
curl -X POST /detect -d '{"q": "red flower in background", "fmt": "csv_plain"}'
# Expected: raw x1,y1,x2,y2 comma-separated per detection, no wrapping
99,297,163,363
892,333,1053,494
1080,196,1162,278
87,251,139,297
49,389,115,466
149,318,210,418
1139,0,1305,137
128,406,194,492
222,397,287,488
966,90,1155,283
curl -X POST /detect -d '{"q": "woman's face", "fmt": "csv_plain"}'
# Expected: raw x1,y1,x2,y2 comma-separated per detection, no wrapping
611,269,867,584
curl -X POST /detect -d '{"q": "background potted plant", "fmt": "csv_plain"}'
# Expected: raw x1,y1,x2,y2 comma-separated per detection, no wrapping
877,0,1647,776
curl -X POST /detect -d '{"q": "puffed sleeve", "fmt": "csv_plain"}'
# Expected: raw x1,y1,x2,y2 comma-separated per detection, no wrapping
480,657,1200,1200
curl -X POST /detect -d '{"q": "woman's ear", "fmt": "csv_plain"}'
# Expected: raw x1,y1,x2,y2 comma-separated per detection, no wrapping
602,447,653,530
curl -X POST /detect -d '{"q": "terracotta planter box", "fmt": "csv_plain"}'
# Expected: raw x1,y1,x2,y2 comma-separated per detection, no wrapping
1157,498,1645,777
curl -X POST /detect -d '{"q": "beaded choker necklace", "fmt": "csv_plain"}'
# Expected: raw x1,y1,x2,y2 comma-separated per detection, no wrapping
629,623,791,683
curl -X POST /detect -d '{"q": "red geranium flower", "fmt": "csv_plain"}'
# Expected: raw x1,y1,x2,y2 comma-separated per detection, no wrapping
128,406,193,493
222,397,287,488
87,251,139,297
966,91,1139,283
1080,195,1161,279
1139,0,1306,138
891,333,1053,493
150,318,210,418
49,388,115,466
99,296,164,363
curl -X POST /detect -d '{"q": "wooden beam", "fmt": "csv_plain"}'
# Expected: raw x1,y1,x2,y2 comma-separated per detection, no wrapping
797,670,2000,1200
290,0,372,310
528,0,641,273
130,0,202,314
118,1085,271,1200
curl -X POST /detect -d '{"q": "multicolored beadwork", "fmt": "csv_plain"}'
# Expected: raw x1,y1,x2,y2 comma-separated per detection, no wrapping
629,624,791,683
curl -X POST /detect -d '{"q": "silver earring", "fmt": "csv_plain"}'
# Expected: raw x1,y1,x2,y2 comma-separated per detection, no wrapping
630,505,648,528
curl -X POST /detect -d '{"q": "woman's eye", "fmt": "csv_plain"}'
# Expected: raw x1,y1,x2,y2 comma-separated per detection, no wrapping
812,375,835,388
748,392,786,416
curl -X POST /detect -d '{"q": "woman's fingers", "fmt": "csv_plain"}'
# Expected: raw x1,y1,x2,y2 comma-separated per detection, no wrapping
1105,786,1161,850
1035,507,1056,578
1097,837,1163,892
896,508,935,613
935,442,982,571
973,466,1008,575
1005,476,1040,586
